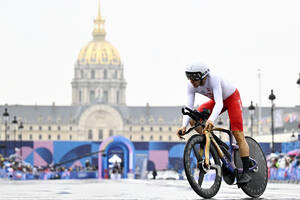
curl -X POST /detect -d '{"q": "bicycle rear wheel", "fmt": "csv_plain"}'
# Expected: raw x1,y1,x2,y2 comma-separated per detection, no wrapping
234,136,268,198
183,134,222,199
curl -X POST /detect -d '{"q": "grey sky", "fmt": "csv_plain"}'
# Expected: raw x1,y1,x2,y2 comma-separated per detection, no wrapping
0,0,299,107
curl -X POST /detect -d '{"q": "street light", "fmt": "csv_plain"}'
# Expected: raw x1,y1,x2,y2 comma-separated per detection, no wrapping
291,130,296,142
12,116,18,154
269,89,276,153
297,73,300,105
2,108,9,157
248,101,255,138
18,121,24,158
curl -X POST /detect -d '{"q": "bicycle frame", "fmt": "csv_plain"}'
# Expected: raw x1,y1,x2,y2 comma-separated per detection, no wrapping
181,107,258,175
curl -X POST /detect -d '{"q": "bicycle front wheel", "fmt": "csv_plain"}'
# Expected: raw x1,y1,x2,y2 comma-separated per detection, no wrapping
183,134,222,199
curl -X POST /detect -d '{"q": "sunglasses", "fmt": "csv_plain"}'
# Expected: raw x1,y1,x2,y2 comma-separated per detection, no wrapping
185,72,202,81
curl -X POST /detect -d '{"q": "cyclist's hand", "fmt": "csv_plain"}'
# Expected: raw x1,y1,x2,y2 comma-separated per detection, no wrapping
176,127,186,140
204,120,214,132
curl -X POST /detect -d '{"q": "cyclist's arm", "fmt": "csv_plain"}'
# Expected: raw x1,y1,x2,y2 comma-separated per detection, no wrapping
182,83,195,127
208,79,223,123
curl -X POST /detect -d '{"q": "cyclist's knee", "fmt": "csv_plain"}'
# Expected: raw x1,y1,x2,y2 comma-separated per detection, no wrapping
189,120,203,133
189,120,196,126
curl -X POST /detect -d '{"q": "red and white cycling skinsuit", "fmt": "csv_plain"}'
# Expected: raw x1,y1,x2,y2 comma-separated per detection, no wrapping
182,73,243,131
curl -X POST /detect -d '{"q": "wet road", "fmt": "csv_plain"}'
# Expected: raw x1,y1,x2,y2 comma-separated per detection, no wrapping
0,179,299,200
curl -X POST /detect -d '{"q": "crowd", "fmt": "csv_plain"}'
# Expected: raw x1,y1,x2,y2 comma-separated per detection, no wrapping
267,151,300,181
1,150,300,181
0,152,98,180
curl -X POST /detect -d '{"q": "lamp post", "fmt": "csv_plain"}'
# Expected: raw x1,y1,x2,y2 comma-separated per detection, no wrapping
291,130,296,142
12,116,18,154
248,101,255,138
18,121,24,158
297,73,300,105
269,89,276,153
2,108,9,157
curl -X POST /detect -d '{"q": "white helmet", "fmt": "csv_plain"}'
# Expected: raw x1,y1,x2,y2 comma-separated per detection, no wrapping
185,62,210,81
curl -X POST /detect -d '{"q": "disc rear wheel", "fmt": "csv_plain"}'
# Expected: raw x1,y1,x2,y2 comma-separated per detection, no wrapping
234,136,268,198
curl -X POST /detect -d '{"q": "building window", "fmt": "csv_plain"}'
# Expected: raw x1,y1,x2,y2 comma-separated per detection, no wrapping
57,135,61,140
18,134,22,140
129,126,132,131
159,135,162,141
159,127,162,132
141,127,144,132
168,127,172,131
141,135,144,141
98,129,103,140
79,91,82,103
81,70,84,78
88,130,93,140
39,126,42,131
29,134,33,140
130,135,132,140
114,70,118,79
69,126,72,131
117,91,120,104
39,134,42,140
150,127,153,131
169,135,172,141
104,69,107,79
57,126,61,131
103,91,108,104
69,135,72,140
48,135,51,140
150,135,153,140
29,126,33,131
91,70,95,79
48,126,51,131
90,90,95,102
109,129,113,136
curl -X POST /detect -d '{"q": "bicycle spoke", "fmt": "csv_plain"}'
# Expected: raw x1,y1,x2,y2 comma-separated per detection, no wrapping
192,145,202,162
198,172,205,186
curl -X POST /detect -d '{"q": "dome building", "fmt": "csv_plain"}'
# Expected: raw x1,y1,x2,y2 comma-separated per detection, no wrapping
72,2,126,105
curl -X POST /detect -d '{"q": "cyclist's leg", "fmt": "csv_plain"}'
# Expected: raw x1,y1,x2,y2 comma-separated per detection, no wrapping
189,119,203,133
231,131,249,157
190,100,216,133
225,90,251,183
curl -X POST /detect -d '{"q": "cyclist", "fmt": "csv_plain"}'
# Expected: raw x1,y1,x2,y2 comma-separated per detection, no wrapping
176,62,251,184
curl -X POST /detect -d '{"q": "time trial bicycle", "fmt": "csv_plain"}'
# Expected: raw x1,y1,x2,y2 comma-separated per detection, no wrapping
178,107,268,198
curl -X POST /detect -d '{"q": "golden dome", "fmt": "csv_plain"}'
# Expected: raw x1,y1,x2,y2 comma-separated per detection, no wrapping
77,0,121,66
77,40,121,65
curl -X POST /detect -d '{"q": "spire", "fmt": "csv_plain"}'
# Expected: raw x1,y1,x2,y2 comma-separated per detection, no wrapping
92,0,106,40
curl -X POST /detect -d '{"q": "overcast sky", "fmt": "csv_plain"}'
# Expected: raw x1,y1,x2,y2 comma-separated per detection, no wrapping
0,0,299,108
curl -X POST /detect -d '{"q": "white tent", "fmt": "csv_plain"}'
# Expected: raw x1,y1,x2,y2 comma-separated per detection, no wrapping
108,154,122,163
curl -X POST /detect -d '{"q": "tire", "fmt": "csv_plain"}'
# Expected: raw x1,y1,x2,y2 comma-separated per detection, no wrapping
183,134,222,199
234,136,268,198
